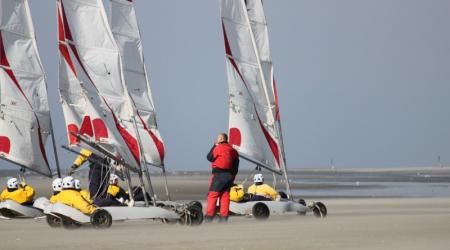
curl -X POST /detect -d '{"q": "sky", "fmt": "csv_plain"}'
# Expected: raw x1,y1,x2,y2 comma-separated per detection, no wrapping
3,0,450,172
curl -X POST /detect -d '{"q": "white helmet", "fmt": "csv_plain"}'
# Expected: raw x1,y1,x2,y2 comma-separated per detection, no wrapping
7,178,19,189
74,179,81,190
253,173,264,183
109,174,119,184
52,178,63,192
62,176,75,189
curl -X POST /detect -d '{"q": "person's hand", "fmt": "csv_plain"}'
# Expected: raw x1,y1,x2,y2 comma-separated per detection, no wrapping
68,165,77,176
127,199,135,207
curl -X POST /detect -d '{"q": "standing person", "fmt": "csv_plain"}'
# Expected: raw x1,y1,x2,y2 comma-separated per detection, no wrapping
68,149,110,201
205,133,239,222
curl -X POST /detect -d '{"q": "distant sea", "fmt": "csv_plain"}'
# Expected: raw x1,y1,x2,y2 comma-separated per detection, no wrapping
289,168,450,198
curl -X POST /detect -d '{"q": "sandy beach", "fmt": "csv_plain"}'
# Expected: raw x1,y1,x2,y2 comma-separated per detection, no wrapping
0,197,449,250
1,168,450,250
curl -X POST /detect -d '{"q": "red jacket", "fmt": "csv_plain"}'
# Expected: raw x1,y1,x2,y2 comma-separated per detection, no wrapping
207,143,239,172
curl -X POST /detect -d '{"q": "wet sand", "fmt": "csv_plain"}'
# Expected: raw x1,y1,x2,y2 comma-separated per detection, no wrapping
1,172,450,250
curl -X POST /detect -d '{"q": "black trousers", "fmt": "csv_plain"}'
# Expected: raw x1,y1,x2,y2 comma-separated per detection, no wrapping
88,163,109,200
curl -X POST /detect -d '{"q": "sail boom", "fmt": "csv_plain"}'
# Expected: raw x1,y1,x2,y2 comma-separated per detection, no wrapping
238,153,282,175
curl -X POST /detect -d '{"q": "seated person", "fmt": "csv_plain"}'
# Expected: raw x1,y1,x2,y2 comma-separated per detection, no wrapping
51,176,96,215
49,178,63,203
247,174,279,201
94,174,130,207
0,178,35,205
230,184,245,202
131,186,151,202
74,179,92,203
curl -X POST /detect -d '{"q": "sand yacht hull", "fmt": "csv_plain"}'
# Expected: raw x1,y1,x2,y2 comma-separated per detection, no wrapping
229,200,327,219
41,200,203,228
0,200,44,218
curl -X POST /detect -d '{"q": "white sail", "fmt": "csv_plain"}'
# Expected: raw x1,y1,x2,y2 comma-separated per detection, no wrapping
57,0,142,171
220,0,284,173
0,0,52,177
110,0,165,167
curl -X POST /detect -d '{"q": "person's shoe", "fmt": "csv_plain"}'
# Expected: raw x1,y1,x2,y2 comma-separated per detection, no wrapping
204,216,214,223
218,216,228,223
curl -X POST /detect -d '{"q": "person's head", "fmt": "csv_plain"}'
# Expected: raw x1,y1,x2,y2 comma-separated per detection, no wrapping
253,173,264,185
216,133,228,144
74,179,81,190
52,178,63,192
7,178,19,190
62,176,75,190
109,174,119,185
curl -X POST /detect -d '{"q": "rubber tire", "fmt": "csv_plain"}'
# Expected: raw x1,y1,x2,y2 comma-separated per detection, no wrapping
187,203,204,226
189,201,203,210
46,215,61,228
62,219,81,229
313,202,327,218
252,202,270,220
298,199,307,206
90,209,112,229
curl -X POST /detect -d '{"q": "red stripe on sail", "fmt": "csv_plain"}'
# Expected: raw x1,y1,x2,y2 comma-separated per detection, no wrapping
60,2,73,41
136,113,165,163
222,21,246,84
0,32,49,168
59,44,77,76
256,116,281,167
61,3,96,87
103,101,140,166
0,32,30,107
57,8,65,42
58,7,77,75
273,77,280,121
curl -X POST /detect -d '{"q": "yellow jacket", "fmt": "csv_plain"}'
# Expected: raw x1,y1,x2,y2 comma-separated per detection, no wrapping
51,189,96,215
72,149,93,168
230,185,245,202
79,189,92,203
107,184,128,200
49,192,60,203
0,185,35,204
247,183,278,200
